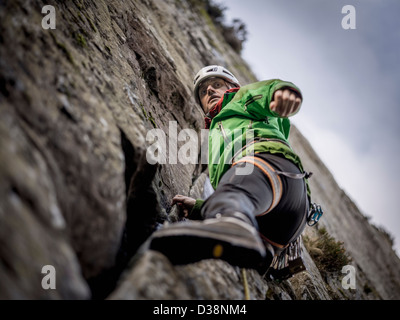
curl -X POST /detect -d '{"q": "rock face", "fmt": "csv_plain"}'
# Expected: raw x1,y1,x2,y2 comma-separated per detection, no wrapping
0,0,399,300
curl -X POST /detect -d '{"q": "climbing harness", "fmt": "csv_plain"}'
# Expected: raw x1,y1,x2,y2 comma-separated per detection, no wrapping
232,149,324,283
276,170,313,180
232,156,283,215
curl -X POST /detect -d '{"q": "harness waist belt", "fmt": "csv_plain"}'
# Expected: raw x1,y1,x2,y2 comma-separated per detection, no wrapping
232,156,283,216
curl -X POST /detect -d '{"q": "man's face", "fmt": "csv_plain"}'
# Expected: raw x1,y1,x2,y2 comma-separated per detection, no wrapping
199,77,230,113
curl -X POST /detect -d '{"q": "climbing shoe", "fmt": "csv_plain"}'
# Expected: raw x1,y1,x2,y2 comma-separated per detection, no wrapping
149,216,270,269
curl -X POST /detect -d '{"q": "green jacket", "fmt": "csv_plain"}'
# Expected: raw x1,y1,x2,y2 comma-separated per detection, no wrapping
191,79,311,218
209,79,308,185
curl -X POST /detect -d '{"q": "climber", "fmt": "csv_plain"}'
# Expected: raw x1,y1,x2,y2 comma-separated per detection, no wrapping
149,65,311,271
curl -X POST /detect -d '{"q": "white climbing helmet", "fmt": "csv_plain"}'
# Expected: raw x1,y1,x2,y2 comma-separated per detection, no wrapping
193,65,240,105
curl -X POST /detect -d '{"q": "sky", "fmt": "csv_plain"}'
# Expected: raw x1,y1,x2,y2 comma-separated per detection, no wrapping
219,0,400,256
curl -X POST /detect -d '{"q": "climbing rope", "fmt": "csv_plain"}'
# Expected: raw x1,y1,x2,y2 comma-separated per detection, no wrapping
241,268,250,300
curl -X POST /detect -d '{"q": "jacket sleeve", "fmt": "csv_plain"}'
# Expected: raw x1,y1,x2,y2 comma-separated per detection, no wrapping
234,80,302,120
188,199,204,220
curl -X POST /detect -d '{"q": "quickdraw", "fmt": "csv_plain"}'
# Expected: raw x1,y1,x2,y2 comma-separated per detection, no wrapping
307,203,324,227
265,236,306,281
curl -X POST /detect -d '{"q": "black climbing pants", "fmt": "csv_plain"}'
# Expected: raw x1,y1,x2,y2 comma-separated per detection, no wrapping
201,153,309,246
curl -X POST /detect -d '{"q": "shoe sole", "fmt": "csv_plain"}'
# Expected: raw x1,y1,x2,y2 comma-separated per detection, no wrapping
149,219,270,269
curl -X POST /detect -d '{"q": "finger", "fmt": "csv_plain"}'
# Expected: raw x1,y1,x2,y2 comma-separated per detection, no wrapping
171,195,184,205
286,90,296,113
282,89,291,101
286,93,297,116
289,93,297,103
270,101,276,112
273,90,283,105
293,98,301,112
271,90,282,112
282,90,291,110
286,97,302,117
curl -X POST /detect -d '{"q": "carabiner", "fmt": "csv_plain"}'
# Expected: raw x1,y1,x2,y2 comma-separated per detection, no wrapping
307,203,323,227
